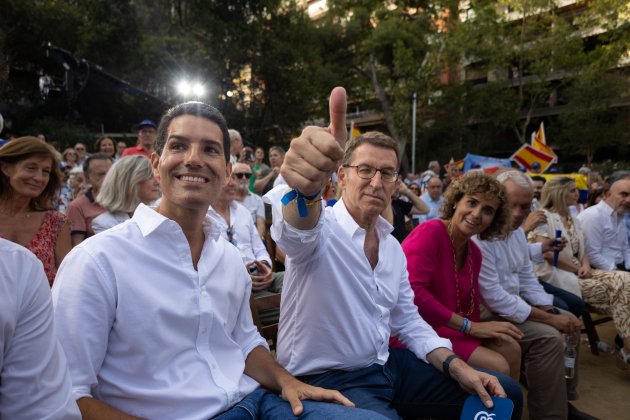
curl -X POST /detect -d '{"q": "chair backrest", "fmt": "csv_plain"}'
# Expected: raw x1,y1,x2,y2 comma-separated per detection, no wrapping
249,293,282,350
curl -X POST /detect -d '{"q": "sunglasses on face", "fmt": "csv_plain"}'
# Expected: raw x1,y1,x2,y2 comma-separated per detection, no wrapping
232,172,252,180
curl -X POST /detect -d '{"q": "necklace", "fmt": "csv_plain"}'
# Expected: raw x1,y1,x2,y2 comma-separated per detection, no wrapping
447,222,475,317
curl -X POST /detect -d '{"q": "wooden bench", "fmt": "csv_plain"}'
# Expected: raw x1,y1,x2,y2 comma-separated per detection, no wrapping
249,293,282,351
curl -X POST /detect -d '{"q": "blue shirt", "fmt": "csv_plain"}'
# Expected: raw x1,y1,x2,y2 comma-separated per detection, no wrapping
413,193,444,224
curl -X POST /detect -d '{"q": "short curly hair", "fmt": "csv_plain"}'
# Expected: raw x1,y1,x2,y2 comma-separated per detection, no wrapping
441,172,511,240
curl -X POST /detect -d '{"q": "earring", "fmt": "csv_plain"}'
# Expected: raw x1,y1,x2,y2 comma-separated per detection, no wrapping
453,205,456,209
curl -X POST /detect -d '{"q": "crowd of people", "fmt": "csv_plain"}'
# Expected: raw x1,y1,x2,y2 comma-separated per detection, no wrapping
1,86,629,419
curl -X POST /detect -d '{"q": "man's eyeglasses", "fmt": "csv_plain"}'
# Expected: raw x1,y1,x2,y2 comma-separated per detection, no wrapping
75,147,85,151
232,172,252,180
343,164,398,183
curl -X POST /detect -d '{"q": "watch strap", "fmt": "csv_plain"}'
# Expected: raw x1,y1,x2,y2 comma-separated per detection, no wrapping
443,354,461,379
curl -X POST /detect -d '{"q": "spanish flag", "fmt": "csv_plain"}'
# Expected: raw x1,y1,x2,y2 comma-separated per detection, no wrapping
445,157,464,172
349,121,361,140
531,122,557,162
511,144,555,172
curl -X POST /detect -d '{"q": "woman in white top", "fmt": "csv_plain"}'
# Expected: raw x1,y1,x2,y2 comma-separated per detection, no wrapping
92,156,160,234
528,176,630,370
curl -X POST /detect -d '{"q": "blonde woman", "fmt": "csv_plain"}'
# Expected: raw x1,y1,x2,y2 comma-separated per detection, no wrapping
91,156,160,234
528,176,630,370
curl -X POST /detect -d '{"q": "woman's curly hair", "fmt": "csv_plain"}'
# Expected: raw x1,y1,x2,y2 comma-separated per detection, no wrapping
440,172,512,240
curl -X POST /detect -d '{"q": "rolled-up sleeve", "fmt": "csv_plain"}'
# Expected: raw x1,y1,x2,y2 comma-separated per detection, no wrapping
232,269,270,357
389,257,452,362
475,238,533,324
263,185,325,262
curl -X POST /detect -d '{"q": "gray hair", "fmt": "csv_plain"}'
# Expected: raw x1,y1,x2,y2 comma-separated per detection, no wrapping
428,160,439,169
232,162,251,173
269,146,285,156
607,171,630,188
96,156,155,213
229,129,242,143
496,170,533,189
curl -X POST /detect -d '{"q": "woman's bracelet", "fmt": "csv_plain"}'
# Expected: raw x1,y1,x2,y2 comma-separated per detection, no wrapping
459,318,469,333
458,318,473,335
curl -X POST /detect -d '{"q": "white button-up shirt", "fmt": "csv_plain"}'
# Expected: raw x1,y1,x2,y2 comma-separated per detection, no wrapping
91,211,130,234
208,201,271,266
473,228,553,324
578,200,630,270
414,192,444,224
0,239,81,419
264,187,451,376
52,204,266,419
240,192,265,226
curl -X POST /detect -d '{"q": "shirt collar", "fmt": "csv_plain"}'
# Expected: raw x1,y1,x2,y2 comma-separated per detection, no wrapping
133,203,221,240
421,192,442,203
599,200,616,217
332,198,393,241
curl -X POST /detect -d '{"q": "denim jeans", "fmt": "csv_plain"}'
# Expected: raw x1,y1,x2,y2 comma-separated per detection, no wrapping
212,387,388,419
540,280,585,317
299,348,523,420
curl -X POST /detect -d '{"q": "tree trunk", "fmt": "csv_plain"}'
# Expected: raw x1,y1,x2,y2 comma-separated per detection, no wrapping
368,54,410,173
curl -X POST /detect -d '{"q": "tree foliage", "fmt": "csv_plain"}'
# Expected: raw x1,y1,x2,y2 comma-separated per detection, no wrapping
428,0,630,165
0,0,628,165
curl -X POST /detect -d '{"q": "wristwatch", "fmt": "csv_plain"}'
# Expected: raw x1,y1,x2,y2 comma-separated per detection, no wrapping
547,307,561,315
443,354,461,379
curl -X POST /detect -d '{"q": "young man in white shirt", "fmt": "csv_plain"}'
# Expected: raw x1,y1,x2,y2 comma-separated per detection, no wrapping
52,102,380,420
473,170,591,420
265,87,522,419
578,170,630,271
0,238,81,419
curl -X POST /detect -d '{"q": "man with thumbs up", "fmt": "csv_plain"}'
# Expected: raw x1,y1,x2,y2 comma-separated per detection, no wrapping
264,87,522,419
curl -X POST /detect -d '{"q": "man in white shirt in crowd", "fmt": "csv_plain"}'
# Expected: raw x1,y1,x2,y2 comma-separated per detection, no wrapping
0,239,81,419
210,170,283,294
233,162,266,237
578,170,630,271
52,101,379,420
265,87,522,419
415,175,444,225
473,170,591,420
